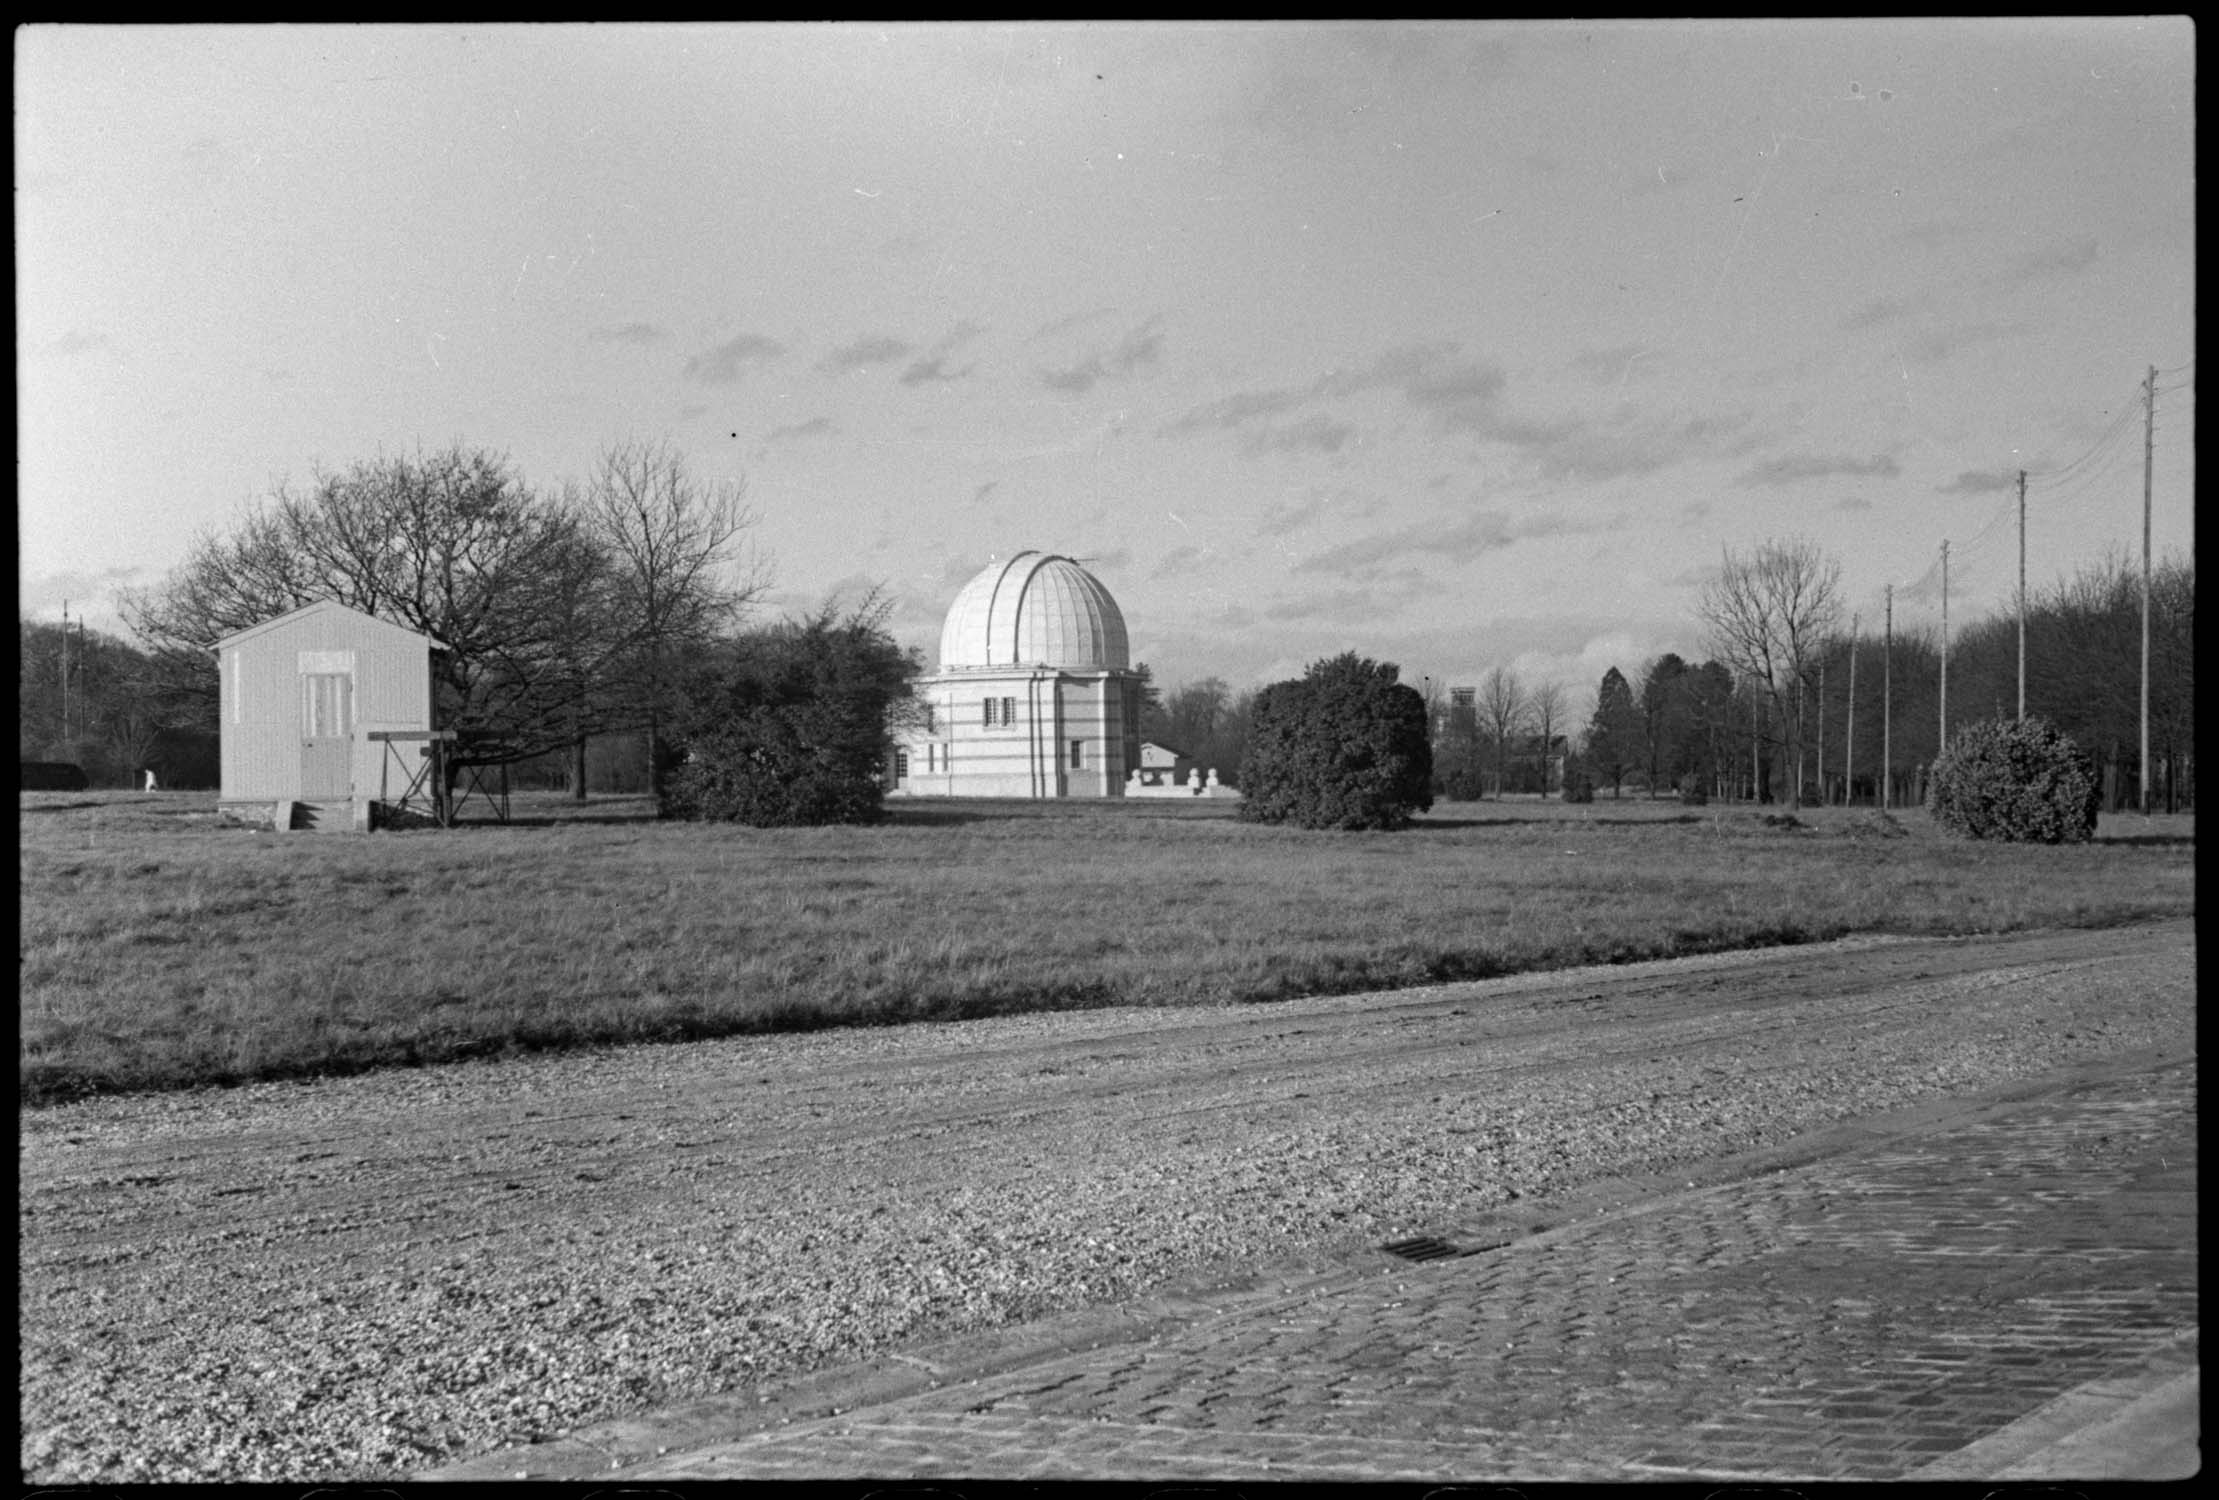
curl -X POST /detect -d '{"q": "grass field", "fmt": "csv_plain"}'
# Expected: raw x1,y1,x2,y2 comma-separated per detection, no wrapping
19,789,2195,1106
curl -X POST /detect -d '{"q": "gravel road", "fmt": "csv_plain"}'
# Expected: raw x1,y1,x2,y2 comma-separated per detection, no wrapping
19,919,2195,1482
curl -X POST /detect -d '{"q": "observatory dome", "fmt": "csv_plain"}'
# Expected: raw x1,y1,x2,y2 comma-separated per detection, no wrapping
938,552,1130,672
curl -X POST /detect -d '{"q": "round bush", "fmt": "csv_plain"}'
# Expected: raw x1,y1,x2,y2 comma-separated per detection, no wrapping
1560,766,1595,803
1926,716,2101,844
1676,771,1709,806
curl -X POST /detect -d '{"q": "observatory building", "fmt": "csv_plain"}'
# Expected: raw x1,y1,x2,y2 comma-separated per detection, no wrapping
889,551,1143,798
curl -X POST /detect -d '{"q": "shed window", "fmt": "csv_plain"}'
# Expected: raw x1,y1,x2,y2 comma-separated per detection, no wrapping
301,673,352,737
1070,739,1083,769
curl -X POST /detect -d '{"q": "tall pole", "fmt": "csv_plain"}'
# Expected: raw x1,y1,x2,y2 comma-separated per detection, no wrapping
1938,540,1949,762
1883,585,1893,810
2016,470,2028,721
1815,660,1825,804
60,600,71,746
2141,364,2155,815
1846,615,1858,807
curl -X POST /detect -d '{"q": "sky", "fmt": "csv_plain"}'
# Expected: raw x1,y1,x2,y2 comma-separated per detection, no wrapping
17,20,2196,706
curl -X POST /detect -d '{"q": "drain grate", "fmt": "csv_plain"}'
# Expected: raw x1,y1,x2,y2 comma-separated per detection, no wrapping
1380,1234,1472,1263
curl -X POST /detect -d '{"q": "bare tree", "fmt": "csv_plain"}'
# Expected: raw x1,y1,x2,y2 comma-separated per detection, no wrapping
126,445,642,789
1528,679,1571,795
579,439,765,796
1697,538,1844,810
1476,665,1527,798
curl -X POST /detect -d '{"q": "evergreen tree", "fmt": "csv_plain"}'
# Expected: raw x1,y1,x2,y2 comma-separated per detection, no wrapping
1585,666,1640,796
1238,653,1432,830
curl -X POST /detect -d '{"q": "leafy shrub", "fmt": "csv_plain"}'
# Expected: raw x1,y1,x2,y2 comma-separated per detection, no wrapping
1238,652,1433,830
1435,763,1487,802
663,605,919,827
1926,716,2101,844
1677,772,1709,806
1560,765,1595,803
20,761,89,791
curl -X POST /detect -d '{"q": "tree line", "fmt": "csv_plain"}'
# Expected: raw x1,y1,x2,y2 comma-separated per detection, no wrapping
120,440,767,799
19,618,218,787
1581,541,2194,813
88,440,928,822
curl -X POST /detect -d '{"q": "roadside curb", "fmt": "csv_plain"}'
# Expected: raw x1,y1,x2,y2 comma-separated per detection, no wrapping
1910,1338,2199,1480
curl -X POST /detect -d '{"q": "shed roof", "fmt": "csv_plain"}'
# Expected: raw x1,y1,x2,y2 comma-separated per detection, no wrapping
213,599,451,654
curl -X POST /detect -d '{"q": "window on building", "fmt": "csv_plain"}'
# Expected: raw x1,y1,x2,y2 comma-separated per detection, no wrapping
1002,696,1016,725
894,749,909,783
983,698,994,727
1070,739,1083,769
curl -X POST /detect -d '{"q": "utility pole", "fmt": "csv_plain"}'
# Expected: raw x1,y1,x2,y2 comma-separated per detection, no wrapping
2016,469,2028,721
1882,585,1893,810
1815,659,1825,805
1846,615,1858,808
60,600,71,746
2141,364,2155,815
1938,540,1949,760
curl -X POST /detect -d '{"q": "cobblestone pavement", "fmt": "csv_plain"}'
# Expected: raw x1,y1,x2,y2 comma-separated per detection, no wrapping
434,1048,2196,1483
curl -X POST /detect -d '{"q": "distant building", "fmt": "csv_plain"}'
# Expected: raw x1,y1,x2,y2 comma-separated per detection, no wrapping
889,552,1142,798
214,601,445,829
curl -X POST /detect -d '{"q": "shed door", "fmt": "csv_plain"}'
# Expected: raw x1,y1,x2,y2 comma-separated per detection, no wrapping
301,672,354,797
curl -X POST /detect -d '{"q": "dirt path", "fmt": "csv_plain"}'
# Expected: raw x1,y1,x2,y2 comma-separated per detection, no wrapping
20,920,2196,1481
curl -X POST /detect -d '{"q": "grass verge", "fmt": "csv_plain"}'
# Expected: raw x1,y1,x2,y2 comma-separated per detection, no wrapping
19,791,2195,1105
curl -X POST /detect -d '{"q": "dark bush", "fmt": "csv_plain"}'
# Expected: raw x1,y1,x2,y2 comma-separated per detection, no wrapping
1560,764,1595,803
1927,716,2101,843
662,604,919,827
1677,771,1709,806
20,761,89,791
1239,652,1432,830
1435,763,1487,802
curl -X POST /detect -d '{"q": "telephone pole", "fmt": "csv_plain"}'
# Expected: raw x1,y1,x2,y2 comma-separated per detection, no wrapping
2017,469,2028,721
60,600,71,746
1938,540,1950,759
1882,585,1893,810
1846,615,1858,808
2141,364,2155,815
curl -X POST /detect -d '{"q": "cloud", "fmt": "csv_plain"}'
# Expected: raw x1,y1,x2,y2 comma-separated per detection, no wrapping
1243,414,1357,457
1161,385,1307,437
587,322,669,346
2008,237,2099,279
1294,506,1589,578
1257,490,1341,537
1568,343,1660,387
819,335,914,374
1905,319,2027,364
764,416,833,444
1842,295,1924,331
1263,585,1414,624
1734,452,1901,488
1833,496,1874,512
1040,318,1165,393
17,565,150,626
40,328,110,359
1938,469,2017,495
901,322,985,386
1032,307,1117,342
1153,545,1209,576
969,481,999,507
685,333,786,384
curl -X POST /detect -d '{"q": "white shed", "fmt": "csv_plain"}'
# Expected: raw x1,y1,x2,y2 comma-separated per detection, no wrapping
214,601,446,830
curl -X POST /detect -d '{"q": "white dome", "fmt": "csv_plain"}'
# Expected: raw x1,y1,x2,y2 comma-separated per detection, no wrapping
938,552,1130,672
